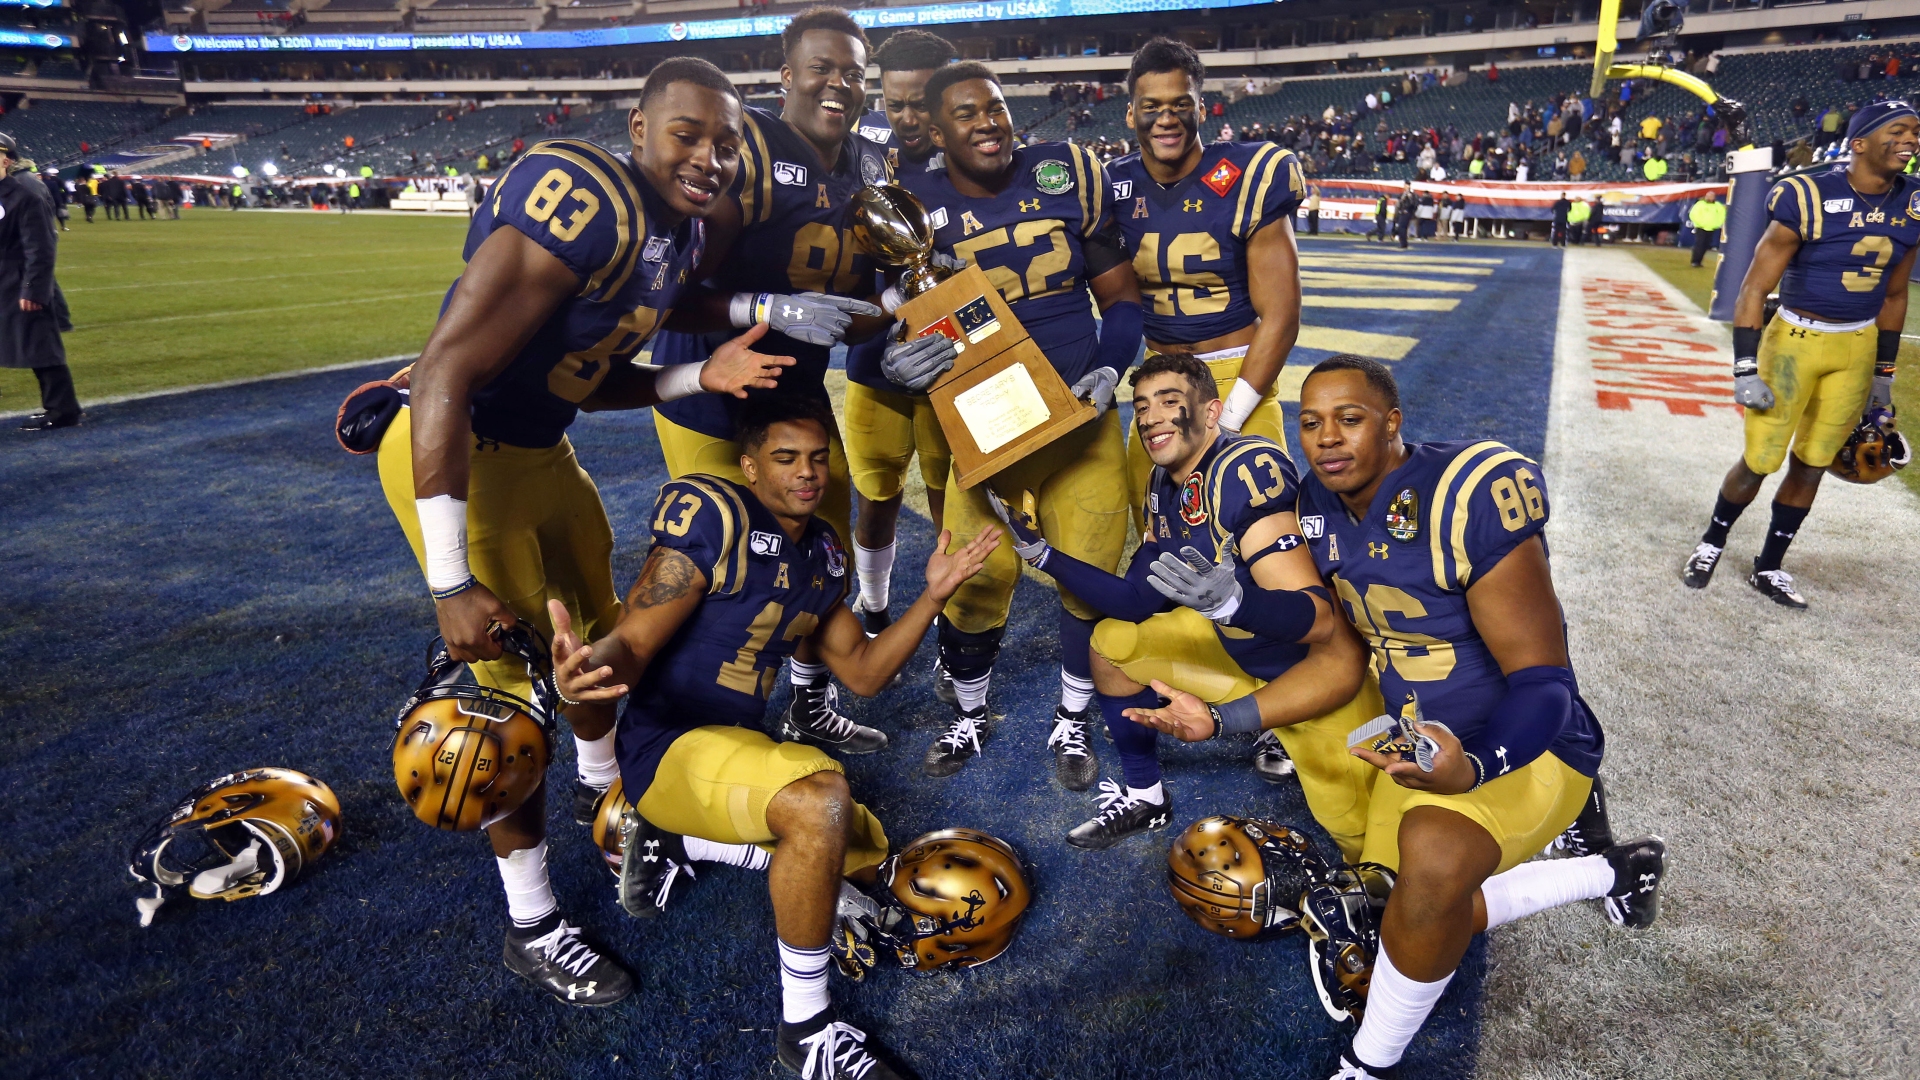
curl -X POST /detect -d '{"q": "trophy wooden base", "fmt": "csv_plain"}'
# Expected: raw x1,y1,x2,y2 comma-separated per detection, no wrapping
896,265,1097,490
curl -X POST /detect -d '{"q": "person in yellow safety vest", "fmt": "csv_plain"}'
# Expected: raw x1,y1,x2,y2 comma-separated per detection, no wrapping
346,180,361,213
1468,155,1484,178
1643,154,1668,181
1566,197,1591,246
230,182,243,210
1688,190,1727,267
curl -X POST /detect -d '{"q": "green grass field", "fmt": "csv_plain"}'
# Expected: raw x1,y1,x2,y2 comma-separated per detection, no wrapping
0,210,468,409
1630,244,1920,498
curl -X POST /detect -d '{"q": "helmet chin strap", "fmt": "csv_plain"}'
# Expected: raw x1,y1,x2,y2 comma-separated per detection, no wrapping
188,837,264,900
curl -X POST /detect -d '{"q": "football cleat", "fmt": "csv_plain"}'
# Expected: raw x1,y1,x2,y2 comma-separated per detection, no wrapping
1047,706,1098,791
1749,563,1807,609
1324,1047,1400,1080
616,807,695,919
1551,776,1614,857
779,680,888,754
1602,836,1667,930
857,602,892,637
1681,541,1723,589
502,918,633,1006
1065,778,1171,850
1251,728,1296,782
776,1007,905,1080
571,778,609,828
924,705,994,777
931,656,958,707
1299,862,1396,1023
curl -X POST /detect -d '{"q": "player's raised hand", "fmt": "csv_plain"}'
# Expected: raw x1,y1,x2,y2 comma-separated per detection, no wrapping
435,581,516,663
547,598,628,703
1147,546,1243,622
1349,717,1475,795
750,291,884,346
700,322,794,398
1123,679,1216,742
924,525,1002,602
881,330,956,391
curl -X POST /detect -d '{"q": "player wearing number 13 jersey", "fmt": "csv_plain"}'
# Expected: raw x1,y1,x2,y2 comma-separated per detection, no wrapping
1684,100,1918,609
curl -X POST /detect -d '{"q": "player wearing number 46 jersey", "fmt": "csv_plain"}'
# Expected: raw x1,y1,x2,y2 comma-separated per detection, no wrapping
371,60,790,1009
1684,99,1916,608
1130,357,1664,1080
892,61,1146,790
550,396,1001,1080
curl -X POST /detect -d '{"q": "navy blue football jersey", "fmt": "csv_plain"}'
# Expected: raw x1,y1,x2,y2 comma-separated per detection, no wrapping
1143,433,1308,680
615,474,851,795
1770,166,1920,322
653,105,892,439
898,141,1113,385
460,138,702,448
1297,441,1603,777
1107,142,1304,345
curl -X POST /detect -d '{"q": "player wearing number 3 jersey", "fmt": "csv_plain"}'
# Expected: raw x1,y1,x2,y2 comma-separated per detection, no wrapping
1683,99,1918,608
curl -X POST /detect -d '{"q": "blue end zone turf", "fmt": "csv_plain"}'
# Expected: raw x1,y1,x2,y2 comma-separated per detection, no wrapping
0,242,1558,1078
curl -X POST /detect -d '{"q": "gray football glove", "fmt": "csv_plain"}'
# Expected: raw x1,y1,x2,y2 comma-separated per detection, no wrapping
1069,365,1121,419
929,250,968,275
984,488,1050,567
1147,546,1243,623
828,880,883,981
730,291,882,347
881,331,957,392
1871,374,1894,412
1732,355,1775,410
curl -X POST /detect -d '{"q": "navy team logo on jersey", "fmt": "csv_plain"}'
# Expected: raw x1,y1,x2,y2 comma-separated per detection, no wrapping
1179,472,1208,526
1908,189,1920,217
1385,488,1420,542
1202,157,1242,197
820,533,846,578
862,154,886,186
773,162,808,187
1033,159,1074,195
749,530,782,557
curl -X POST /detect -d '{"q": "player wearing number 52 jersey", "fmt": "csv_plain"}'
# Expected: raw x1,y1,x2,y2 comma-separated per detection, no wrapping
374,61,789,1009
893,62,1146,789
1109,40,1304,507
1684,100,1918,608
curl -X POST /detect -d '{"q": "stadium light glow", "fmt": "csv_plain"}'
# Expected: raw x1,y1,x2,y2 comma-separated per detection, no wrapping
231,165,249,178
261,162,279,176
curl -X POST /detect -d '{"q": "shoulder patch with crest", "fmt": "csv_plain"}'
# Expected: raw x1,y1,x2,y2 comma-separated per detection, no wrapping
1907,188,1920,218
1202,157,1242,197
861,153,886,186
820,531,846,577
1179,472,1208,527
1033,159,1074,195
1385,488,1419,543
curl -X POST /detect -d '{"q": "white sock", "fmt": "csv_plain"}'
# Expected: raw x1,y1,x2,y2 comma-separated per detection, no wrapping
1479,855,1615,930
789,659,827,688
953,672,990,713
1059,669,1094,713
777,938,832,1024
1349,944,1452,1069
684,837,771,871
496,841,558,928
573,731,619,789
854,540,895,613
1127,782,1166,805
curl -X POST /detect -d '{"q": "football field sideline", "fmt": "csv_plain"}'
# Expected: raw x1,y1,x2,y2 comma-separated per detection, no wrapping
1477,247,1920,1080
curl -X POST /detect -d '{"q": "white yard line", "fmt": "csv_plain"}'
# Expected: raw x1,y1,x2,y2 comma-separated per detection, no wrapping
1477,248,1920,1079
0,354,412,420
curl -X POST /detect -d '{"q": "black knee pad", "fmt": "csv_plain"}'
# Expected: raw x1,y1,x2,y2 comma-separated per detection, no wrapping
937,621,1005,681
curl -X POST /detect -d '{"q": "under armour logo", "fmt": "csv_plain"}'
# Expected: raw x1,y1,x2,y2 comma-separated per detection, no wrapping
1638,873,1657,893
1183,198,1204,212
1494,746,1510,774
781,305,804,321
642,839,662,863
1019,198,1041,212
1368,542,1389,559
565,981,598,1000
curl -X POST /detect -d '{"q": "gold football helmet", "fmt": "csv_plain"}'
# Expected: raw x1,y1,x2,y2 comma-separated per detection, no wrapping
391,629,555,832
129,767,342,927
1829,406,1911,484
1168,816,1325,939
864,828,1030,973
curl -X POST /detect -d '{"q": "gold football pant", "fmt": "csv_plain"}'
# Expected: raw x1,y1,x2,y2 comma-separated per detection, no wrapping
1357,752,1593,876
1092,605,1384,863
1126,348,1288,522
1744,313,1876,474
843,380,951,505
941,409,1131,631
636,724,890,876
653,410,853,546
378,407,623,702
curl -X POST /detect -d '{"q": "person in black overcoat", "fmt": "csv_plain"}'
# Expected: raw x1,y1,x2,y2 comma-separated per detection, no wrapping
0,135,78,430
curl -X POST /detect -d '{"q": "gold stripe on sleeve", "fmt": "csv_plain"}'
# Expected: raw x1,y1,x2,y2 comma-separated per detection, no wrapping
1426,440,1504,590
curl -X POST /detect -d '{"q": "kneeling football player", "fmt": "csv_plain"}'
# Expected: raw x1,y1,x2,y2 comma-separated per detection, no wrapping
1132,356,1667,1079
552,396,998,1080
987,352,1381,850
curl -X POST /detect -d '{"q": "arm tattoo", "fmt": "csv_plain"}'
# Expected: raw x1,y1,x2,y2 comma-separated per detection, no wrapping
632,546,698,609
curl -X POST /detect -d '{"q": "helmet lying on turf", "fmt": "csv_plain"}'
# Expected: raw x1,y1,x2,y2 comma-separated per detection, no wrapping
837,828,1031,975
1167,816,1326,938
1300,862,1397,1023
129,767,342,927
1828,406,1911,484
391,628,554,831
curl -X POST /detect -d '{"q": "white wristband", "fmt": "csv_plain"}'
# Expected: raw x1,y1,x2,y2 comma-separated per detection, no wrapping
653,361,706,402
880,284,907,315
1221,377,1263,432
1203,589,1242,624
415,495,471,592
728,292,765,328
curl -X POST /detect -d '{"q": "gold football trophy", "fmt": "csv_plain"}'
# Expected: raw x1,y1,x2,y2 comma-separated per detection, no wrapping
852,184,1096,489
